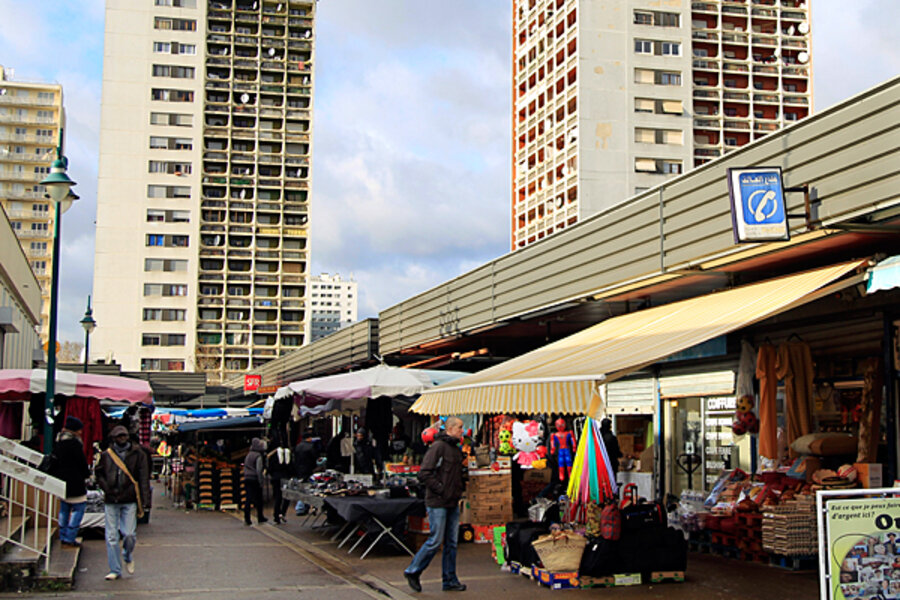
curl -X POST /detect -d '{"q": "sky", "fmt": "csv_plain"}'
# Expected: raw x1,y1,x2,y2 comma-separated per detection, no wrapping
0,0,897,347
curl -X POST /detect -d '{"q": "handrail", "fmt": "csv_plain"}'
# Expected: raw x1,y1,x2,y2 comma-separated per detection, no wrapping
0,436,43,468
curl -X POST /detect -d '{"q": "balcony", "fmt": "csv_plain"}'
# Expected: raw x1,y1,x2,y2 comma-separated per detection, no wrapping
0,95,56,106
0,171,44,182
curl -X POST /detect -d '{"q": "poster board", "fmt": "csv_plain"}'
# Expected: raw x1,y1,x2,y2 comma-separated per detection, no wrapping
817,489,900,600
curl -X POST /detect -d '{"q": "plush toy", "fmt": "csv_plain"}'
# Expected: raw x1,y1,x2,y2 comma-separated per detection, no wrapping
740,411,760,434
511,420,546,468
550,418,576,482
736,394,755,414
497,429,515,456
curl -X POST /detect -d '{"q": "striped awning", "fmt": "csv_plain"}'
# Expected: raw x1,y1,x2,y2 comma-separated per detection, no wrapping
411,261,865,416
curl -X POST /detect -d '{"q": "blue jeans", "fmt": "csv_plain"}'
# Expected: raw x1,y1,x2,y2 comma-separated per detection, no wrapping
58,501,86,544
405,505,461,589
104,503,137,576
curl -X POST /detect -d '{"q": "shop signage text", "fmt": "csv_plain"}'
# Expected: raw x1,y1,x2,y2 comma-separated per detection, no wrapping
727,166,790,243
244,374,261,392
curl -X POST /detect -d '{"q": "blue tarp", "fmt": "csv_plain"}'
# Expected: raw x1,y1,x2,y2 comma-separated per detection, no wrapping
867,255,900,294
176,415,264,432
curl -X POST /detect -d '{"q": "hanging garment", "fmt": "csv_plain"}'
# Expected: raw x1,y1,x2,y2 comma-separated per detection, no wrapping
755,343,778,464
736,340,756,399
857,357,883,463
0,402,23,439
775,341,815,457
62,397,103,463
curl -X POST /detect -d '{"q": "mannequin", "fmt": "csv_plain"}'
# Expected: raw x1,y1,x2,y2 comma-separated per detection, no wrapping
549,418,575,482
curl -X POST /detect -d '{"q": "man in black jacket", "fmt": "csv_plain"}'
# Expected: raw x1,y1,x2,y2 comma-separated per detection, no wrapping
600,418,622,475
95,425,150,581
403,417,466,593
48,416,90,548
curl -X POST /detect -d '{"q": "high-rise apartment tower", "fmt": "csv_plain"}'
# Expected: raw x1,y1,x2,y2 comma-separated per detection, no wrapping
0,65,65,345
309,273,358,342
511,0,811,250
93,0,316,383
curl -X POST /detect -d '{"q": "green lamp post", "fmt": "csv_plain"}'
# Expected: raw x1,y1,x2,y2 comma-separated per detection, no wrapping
39,155,76,454
80,296,96,373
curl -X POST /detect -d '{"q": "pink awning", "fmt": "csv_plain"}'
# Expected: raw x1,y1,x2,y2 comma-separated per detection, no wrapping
0,369,153,404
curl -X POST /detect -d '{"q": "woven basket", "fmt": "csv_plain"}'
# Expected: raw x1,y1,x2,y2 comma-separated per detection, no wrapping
532,531,587,572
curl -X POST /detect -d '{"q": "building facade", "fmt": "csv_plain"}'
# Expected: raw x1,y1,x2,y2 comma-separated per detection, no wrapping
309,273,358,342
0,204,42,369
511,0,811,250
93,0,316,384
0,65,65,344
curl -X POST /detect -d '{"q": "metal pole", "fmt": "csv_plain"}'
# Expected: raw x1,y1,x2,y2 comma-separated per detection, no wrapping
83,327,89,373
43,202,62,454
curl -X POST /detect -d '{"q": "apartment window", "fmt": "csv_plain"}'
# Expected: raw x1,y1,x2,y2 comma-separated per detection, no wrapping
153,42,171,53
147,234,165,246
151,88,194,102
661,160,682,174
144,258,188,272
150,112,193,127
784,113,799,121
634,128,683,145
147,208,190,222
725,137,739,146
147,234,189,247
178,43,197,55
36,110,53,121
634,40,652,54
143,308,186,321
634,11,653,25
153,17,196,31
141,359,185,372
142,334,185,347
148,185,191,198
661,42,681,56
37,91,54,101
635,10,680,27
152,65,195,79
31,222,48,231
634,158,683,174
148,160,192,174
657,71,682,85
155,0,198,7
143,283,188,296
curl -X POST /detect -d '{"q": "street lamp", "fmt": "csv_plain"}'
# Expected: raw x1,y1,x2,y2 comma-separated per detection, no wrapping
39,155,76,453
80,296,96,373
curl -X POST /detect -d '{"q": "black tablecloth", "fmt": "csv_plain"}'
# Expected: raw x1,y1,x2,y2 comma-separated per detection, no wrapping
323,496,424,525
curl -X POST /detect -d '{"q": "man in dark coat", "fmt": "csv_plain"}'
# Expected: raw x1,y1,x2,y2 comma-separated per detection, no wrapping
94,425,150,580
242,437,267,526
48,416,90,548
600,418,623,475
294,429,319,480
353,428,382,475
403,417,467,593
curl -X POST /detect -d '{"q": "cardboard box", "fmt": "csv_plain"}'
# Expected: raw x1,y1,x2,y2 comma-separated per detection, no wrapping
614,573,642,586
523,468,552,483
854,463,883,488
639,444,654,473
472,524,501,543
533,568,581,590
459,498,472,524
618,434,635,457
580,576,615,588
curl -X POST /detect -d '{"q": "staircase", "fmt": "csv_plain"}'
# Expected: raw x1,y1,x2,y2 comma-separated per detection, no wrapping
0,436,79,591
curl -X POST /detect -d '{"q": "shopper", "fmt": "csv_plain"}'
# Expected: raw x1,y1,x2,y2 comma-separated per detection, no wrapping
242,437,267,525
600,418,622,475
267,443,293,524
294,429,319,480
48,416,91,548
403,417,467,593
94,425,150,581
353,428,382,475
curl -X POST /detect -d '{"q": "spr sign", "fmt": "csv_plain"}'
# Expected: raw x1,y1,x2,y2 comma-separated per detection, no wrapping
244,374,261,392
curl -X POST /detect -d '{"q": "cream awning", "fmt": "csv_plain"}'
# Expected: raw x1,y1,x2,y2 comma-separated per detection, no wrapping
411,261,865,416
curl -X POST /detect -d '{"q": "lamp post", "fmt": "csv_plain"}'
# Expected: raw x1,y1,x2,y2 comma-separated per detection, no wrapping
80,296,96,373
40,154,76,453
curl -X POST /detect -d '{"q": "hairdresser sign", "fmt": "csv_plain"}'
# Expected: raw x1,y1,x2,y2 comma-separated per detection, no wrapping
727,167,789,243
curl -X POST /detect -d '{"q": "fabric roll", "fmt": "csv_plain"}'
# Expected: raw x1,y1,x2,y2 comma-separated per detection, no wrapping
755,343,778,464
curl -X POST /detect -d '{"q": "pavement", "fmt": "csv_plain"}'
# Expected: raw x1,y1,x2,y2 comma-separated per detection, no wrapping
1,483,820,599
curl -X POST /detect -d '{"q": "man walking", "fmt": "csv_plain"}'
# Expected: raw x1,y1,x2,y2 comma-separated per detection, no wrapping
48,416,91,548
94,425,150,580
242,437,268,525
404,417,466,592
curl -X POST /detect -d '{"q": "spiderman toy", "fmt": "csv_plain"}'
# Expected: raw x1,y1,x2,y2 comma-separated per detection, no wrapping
550,418,575,482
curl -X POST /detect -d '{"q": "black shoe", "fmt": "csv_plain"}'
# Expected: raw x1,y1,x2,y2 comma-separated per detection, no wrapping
274,516,285,524
244,520,252,526
404,571,422,593
443,583,466,592
258,517,268,524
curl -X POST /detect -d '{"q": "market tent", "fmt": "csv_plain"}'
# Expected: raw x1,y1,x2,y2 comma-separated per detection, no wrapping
0,369,153,404
176,415,263,433
274,364,452,405
412,261,866,416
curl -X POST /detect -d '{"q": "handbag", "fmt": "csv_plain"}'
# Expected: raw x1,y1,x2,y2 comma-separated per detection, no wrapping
106,449,145,518
38,452,57,473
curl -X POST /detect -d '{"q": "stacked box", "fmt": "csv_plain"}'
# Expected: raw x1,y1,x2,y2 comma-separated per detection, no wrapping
533,568,580,590
762,496,817,556
467,470,513,524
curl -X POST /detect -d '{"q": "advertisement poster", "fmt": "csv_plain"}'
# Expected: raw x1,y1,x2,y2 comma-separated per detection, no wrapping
827,497,900,600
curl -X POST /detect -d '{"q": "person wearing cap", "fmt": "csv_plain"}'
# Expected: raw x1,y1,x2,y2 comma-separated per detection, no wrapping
94,425,150,581
47,416,91,548
353,428,382,475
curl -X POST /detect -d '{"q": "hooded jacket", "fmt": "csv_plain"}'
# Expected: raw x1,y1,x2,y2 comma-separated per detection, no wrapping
48,431,90,501
418,432,465,508
95,440,150,506
243,438,266,481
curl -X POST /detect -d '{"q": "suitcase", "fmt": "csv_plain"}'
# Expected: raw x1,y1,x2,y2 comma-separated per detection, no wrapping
621,501,667,531
579,538,622,577
652,527,687,571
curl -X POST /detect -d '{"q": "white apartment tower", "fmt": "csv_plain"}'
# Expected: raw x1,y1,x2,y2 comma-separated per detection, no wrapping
309,273,357,342
511,0,811,250
0,65,65,345
93,0,316,383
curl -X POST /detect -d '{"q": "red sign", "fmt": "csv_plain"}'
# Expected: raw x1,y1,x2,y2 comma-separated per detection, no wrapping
244,374,261,392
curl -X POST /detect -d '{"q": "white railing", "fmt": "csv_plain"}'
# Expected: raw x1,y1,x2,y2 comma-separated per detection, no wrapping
0,436,65,568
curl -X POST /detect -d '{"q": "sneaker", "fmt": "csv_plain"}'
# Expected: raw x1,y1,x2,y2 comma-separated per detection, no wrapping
404,571,422,593
125,560,135,574
105,573,120,581
443,583,467,592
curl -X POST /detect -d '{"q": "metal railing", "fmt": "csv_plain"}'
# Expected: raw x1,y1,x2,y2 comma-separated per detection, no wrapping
0,436,65,569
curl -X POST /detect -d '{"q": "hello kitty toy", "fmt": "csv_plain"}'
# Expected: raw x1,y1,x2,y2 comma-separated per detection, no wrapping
511,420,546,468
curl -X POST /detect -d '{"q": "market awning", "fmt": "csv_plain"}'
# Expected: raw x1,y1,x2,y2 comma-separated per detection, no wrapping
411,261,866,416
866,254,900,294
0,369,153,404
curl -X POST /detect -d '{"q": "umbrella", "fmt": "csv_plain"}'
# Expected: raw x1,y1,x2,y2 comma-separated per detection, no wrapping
274,364,434,405
0,369,153,404
567,418,617,516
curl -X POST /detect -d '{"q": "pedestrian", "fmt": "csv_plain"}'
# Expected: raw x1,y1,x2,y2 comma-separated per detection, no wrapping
294,428,318,480
600,418,622,475
267,443,293,524
403,417,467,593
47,416,91,548
242,437,268,525
94,425,150,581
353,428,382,475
